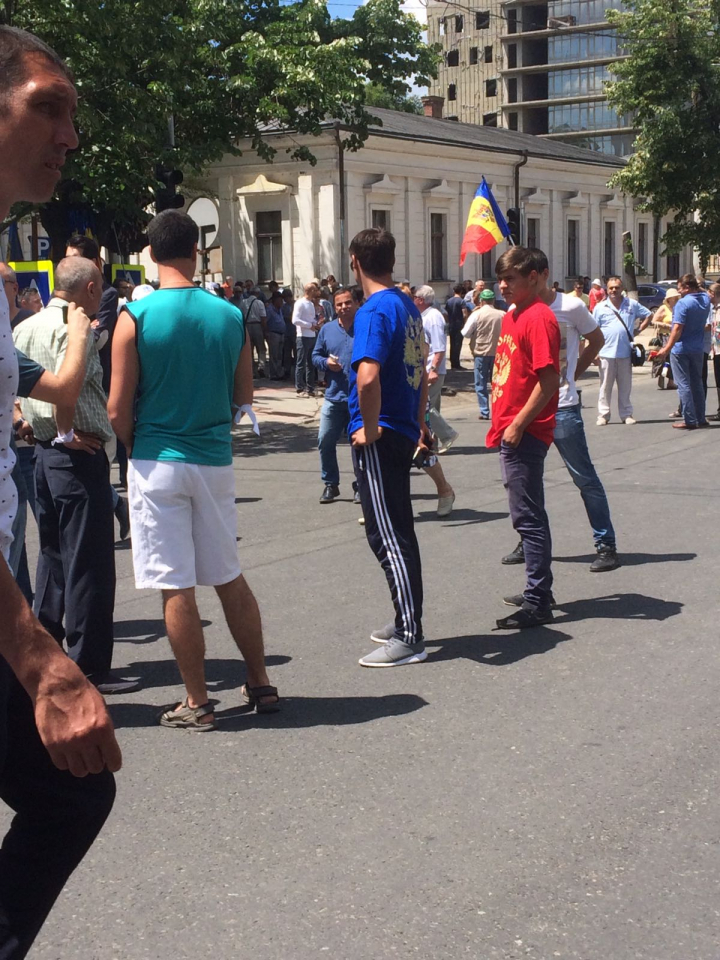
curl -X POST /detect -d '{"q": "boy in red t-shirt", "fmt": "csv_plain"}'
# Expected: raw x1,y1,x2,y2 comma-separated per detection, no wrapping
487,247,560,628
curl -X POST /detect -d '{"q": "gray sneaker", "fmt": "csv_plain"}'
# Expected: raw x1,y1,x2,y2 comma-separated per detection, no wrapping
359,639,427,667
370,622,396,644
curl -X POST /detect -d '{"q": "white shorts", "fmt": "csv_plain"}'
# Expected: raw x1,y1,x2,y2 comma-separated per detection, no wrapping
128,459,242,590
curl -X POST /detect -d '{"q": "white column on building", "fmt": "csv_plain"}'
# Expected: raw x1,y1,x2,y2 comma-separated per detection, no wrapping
294,173,315,288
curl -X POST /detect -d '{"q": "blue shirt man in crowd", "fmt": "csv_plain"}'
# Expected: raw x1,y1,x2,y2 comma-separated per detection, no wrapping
347,227,428,668
656,273,711,429
312,286,358,504
593,277,650,425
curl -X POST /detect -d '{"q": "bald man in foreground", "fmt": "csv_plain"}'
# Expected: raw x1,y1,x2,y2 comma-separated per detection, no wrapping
14,257,138,695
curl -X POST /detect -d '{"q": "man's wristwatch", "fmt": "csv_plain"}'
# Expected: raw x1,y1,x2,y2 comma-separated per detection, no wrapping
429,365,438,374
13,417,24,433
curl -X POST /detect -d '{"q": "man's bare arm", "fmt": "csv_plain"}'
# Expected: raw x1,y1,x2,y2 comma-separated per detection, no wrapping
502,365,559,447
575,327,605,380
233,337,254,410
108,309,139,452
351,360,382,445
0,559,122,777
24,302,91,407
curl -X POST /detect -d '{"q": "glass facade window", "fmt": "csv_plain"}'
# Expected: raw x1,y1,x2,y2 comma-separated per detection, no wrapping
548,100,630,133
548,65,609,99
256,211,282,284
548,32,618,63
548,0,624,26
570,132,636,155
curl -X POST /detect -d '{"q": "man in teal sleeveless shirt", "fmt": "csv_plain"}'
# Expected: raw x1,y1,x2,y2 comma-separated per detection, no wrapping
109,211,280,729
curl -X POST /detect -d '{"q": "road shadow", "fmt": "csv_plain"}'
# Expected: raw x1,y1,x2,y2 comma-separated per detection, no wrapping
232,424,317,458
108,694,427,730
554,593,683,624
441,445,493,456
428,626,573,665
113,618,211,644
119,655,291,691
235,497,262,504
415,508,509,526
554,552,696,566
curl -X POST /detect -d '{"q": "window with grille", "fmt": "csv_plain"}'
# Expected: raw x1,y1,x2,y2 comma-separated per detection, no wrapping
568,219,579,277
430,213,447,280
256,211,282,284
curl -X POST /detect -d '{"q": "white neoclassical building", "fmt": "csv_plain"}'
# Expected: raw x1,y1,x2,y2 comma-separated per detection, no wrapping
203,107,692,296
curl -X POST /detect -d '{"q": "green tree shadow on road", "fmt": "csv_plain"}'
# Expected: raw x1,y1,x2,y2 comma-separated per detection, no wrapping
108,694,427,730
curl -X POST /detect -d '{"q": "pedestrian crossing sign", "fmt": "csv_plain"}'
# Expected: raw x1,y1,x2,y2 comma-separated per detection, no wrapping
8,260,54,306
110,264,146,286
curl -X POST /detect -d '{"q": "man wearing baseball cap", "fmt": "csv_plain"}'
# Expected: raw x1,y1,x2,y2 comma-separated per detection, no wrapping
461,287,505,420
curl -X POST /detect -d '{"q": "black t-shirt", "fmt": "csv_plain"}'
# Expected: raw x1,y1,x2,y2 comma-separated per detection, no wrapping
445,296,466,329
11,308,34,330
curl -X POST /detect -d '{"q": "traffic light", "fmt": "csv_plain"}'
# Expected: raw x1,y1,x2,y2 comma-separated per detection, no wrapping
155,164,184,212
506,207,520,245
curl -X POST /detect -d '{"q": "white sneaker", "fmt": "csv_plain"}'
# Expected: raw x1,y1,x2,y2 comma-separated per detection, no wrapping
437,430,459,455
596,416,608,426
437,491,456,517
623,417,637,425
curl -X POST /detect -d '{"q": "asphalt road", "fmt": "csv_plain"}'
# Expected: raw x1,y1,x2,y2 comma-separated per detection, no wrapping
12,366,720,960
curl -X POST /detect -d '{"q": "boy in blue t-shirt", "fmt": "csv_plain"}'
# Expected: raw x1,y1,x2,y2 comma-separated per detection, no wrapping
348,228,428,667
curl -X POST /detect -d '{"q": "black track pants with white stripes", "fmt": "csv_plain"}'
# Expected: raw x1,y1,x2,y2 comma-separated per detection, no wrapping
352,429,424,644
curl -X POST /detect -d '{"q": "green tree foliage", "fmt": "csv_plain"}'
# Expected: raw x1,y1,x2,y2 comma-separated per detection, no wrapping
364,82,423,115
605,0,720,264
2,0,438,253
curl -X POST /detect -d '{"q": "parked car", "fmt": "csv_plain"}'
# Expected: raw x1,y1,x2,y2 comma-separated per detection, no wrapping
637,282,668,312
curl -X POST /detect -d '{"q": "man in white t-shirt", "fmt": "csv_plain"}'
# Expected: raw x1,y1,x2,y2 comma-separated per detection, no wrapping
414,284,459,453
501,251,620,575
292,281,322,396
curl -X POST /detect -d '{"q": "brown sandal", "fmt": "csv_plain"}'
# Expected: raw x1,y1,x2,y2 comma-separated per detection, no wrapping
241,684,281,714
159,699,216,731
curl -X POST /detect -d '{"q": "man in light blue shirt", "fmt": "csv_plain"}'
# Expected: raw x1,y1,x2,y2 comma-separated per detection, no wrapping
655,273,711,429
593,276,650,425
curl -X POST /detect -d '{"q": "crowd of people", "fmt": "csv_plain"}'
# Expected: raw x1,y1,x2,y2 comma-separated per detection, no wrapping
2,22,720,960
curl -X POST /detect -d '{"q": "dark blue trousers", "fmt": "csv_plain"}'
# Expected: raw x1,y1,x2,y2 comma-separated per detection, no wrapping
500,432,553,609
0,660,115,959
33,443,116,679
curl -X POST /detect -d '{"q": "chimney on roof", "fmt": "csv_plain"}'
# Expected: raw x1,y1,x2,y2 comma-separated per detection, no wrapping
422,96,444,119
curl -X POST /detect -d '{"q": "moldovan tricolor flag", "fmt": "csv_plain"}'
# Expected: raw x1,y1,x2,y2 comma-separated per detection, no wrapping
459,177,511,265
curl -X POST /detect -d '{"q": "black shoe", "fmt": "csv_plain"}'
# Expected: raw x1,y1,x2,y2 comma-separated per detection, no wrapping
503,593,557,608
708,414,720,422
114,496,130,540
93,673,141,695
590,546,621,573
501,541,525,565
320,484,340,504
353,489,361,504
496,606,554,629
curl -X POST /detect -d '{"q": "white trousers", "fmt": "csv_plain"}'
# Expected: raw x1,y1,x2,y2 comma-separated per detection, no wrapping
598,357,633,420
